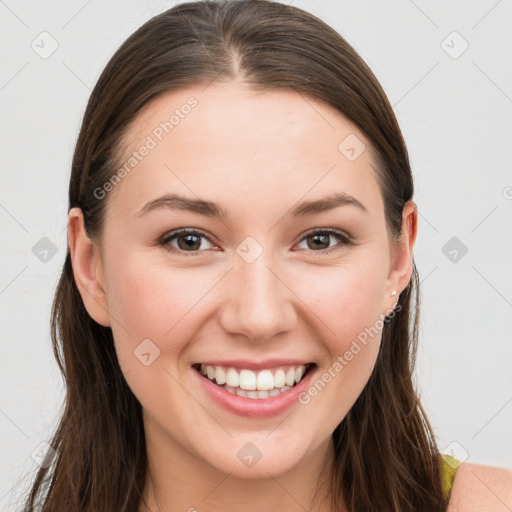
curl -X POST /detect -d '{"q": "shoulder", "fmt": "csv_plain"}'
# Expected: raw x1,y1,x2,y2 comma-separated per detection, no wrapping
448,461,512,511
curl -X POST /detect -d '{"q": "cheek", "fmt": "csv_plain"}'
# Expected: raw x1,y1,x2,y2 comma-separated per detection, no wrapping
292,259,386,410
104,255,218,411
295,258,387,345
104,253,217,363
106,245,387,358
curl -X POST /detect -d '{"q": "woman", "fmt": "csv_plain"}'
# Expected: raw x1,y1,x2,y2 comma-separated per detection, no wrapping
23,1,512,511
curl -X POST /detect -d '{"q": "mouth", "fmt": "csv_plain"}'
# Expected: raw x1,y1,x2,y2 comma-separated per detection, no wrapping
192,362,317,399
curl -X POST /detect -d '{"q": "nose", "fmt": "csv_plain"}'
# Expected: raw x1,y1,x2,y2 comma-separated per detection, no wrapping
218,254,296,342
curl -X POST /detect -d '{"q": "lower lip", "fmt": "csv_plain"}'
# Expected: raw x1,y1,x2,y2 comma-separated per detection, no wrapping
194,366,316,418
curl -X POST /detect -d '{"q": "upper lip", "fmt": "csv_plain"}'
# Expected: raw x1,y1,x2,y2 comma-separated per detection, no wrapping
194,359,315,370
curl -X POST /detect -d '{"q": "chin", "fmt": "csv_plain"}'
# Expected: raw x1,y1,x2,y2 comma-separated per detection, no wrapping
196,432,316,479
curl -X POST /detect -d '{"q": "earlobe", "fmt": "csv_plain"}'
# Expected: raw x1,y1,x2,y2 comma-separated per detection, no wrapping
67,208,111,327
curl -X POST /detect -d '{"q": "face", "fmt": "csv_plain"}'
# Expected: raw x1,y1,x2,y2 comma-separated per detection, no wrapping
70,82,416,480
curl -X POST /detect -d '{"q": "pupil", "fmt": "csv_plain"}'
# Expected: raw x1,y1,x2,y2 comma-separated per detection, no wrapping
179,234,200,250
176,234,330,251
309,234,329,250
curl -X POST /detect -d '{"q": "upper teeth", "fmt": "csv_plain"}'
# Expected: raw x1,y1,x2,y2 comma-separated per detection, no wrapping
200,364,307,391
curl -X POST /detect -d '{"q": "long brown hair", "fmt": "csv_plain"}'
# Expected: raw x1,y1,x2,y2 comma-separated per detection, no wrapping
22,1,447,510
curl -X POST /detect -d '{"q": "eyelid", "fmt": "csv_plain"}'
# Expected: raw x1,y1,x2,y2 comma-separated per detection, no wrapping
293,227,353,254
158,228,220,254
159,227,353,255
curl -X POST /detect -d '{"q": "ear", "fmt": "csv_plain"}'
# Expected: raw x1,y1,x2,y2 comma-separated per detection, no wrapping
67,207,111,327
383,200,418,312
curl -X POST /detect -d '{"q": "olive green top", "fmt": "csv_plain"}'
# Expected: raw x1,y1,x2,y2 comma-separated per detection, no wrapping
441,454,462,499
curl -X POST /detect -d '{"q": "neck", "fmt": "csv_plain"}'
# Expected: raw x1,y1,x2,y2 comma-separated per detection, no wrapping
138,414,341,512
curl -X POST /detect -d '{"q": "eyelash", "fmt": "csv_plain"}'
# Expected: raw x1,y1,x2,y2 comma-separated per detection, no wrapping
158,227,353,256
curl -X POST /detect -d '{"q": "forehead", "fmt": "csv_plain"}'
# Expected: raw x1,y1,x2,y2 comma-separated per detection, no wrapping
107,82,384,222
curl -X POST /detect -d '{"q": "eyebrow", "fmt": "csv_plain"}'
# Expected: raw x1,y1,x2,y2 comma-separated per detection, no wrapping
135,192,367,219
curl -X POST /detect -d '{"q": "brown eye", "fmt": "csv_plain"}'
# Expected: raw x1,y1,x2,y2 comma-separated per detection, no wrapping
160,229,215,253
296,229,352,254
306,233,331,250
177,233,202,250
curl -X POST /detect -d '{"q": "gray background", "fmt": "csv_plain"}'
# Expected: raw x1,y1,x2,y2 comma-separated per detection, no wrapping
1,0,511,509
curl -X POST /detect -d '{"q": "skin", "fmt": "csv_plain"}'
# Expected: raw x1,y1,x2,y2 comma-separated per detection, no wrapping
67,81,511,511
448,462,512,511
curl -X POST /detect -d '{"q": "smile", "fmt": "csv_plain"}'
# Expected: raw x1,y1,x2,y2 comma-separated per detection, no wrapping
193,363,315,399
